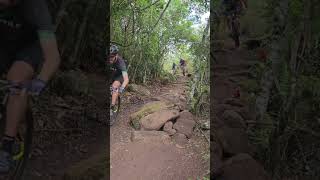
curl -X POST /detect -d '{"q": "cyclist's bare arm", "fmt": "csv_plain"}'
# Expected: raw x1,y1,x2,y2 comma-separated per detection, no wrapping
121,71,129,88
24,0,61,82
38,37,61,82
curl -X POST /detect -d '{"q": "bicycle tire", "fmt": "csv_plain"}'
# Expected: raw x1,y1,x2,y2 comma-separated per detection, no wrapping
0,105,33,180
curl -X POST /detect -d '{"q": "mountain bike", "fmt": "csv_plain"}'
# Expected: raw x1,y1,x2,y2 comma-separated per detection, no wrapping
0,80,34,180
109,86,121,126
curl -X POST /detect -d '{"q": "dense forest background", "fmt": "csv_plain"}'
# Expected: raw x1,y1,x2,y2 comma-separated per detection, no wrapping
32,0,320,179
111,0,210,116
47,0,108,72
211,0,320,179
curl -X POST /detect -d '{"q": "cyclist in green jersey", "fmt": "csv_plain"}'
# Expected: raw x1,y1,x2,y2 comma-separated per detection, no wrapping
0,0,61,172
109,45,129,114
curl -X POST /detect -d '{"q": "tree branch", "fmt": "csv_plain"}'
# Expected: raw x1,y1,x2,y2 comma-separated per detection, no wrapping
110,41,134,47
136,0,161,12
148,0,172,34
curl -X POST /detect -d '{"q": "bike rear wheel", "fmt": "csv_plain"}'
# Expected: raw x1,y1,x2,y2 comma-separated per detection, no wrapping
0,105,33,180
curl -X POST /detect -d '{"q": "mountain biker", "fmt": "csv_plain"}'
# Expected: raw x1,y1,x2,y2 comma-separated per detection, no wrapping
222,0,247,48
108,44,129,114
179,58,187,76
0,0,61,172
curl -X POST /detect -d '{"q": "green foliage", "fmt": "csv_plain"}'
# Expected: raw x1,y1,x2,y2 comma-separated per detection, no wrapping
47,0,107,71
111,0,204,83
241,1,320,179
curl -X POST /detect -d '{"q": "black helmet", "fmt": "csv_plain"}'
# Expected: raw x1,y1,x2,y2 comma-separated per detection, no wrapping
109,44,119,54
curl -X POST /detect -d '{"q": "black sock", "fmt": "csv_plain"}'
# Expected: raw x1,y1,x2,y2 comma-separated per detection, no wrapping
1,135,15,154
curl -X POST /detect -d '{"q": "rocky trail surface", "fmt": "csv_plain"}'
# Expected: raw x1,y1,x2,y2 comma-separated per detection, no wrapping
212,42,271,180
110,75,209,180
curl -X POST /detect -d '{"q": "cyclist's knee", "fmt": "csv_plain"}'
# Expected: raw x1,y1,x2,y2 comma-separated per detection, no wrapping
7,61,34,82
112,81,121,87
111,81,121,93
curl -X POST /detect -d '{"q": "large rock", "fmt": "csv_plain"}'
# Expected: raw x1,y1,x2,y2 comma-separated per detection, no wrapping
131,131,171,144
163,121,177,135
178,111,195,121
216,126,251,155
213,104,234,117
223,98,245,107
173,111,196,138
130,101,175,129
172,133,188,146
140,110,180,130
222,110,246,129
217,153,271,180
212,140,224,177
127,84,151,96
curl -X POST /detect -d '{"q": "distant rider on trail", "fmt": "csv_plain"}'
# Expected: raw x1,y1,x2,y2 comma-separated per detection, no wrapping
108,45,129,114
179,58,187,76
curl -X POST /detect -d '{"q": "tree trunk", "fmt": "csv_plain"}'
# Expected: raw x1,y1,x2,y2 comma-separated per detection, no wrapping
69,1,97,65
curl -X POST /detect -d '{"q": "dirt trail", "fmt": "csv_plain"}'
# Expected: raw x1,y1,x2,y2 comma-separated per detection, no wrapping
110,76,209,180
23,73,107,180
212,42,270,179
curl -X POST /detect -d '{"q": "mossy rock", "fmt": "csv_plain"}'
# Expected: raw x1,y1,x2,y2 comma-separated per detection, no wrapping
130,101,175,130
63,152,107,180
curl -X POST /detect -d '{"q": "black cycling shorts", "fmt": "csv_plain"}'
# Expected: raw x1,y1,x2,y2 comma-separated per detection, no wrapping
112,75,124,84
0,41,43,74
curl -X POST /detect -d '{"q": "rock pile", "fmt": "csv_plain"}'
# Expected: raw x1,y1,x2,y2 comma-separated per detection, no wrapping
213,97,271,180
129,100,196,147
